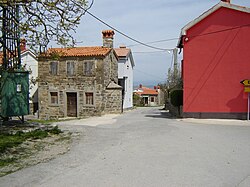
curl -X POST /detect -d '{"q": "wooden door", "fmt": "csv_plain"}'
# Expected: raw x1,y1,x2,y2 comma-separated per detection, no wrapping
67,93,77,117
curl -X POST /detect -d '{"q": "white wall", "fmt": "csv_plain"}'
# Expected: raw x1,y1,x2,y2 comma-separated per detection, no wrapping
21,51,38,104
118,56,134,109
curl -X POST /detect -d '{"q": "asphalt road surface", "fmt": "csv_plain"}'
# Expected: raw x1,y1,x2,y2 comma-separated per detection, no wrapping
1,107,250,187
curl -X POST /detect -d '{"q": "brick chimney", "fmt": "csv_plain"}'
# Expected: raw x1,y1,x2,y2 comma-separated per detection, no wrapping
221,0,230,3
102,30,115,48
20,38,26,51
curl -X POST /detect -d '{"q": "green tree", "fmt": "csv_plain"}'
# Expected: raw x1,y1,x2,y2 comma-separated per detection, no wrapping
1,0,91,50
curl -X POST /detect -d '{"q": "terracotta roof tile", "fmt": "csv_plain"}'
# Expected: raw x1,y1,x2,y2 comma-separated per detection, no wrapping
44,47,112,58
114,47,131,57
134,86,158,96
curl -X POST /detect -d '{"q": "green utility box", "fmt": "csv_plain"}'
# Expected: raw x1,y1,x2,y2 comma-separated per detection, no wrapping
0,70,29,118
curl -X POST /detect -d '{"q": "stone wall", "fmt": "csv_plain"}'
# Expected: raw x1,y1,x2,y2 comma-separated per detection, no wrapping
38,51,122,120
103,51,118,86
104,88,122,114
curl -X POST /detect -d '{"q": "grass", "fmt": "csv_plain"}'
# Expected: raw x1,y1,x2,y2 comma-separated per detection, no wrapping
0,157,16,167
27,119,60,125
0,126,66,176
28,118,80,125
0,126,62,154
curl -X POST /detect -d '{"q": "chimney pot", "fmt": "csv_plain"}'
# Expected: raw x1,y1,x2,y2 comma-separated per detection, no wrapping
102,30,115,48
139,84,142,88
221,0,230,3
20,38,26,51
120,45,126,48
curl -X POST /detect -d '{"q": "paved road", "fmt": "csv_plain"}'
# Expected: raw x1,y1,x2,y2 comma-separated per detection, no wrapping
1,107,250,187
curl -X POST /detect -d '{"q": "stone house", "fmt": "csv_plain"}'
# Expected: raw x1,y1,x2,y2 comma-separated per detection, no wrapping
38,30,122,120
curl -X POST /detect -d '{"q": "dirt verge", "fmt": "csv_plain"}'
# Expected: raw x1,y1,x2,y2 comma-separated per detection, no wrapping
0,123,75,177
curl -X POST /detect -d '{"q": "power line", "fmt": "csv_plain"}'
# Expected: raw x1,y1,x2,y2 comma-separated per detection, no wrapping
130,24,250,49
134,69,166,81
133,51,171,54
188,23,250,39
84,10,169,51
127,38,179,48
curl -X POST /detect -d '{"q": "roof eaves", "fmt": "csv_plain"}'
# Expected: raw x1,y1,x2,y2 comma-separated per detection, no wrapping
129,51,135,67
177,2,250,47
21,49,37,60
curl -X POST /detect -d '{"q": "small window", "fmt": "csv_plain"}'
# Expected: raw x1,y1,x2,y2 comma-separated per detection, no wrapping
84,61,94,75
151,97,155,102
50,92,58,105
85,92,94,105
50,61,58,75
67,61,75,76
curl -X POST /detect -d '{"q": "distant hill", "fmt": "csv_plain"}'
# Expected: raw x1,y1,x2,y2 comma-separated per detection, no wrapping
133,84,158,90
133,80,164,89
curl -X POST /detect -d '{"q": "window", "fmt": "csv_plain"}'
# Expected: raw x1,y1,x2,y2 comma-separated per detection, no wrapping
50,61,58,75
84,61,94,75
67,61,75,76
50,92,58,105
151,97,155,102
85,92,94,105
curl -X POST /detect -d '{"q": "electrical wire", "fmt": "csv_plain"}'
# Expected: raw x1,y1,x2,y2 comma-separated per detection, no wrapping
133,51,171,54
84,9,169,51
188,23,250,39
134,69,166,81
129,23,250,49
127,38,179,48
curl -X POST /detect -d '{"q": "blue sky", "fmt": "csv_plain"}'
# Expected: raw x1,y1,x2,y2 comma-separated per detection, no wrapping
72,0,250,86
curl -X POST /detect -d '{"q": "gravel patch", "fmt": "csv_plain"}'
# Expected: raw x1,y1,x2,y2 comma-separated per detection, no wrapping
0,124,75,177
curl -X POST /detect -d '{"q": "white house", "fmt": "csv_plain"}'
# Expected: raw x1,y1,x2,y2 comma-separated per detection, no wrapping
133,84,160,107
20,40,38,114
115,46,135,110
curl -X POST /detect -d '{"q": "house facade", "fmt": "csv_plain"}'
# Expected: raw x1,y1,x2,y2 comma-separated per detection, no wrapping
38,30,122,120
115,46,135,110
178,0,250,119
134,85,159,107
20,40,39,114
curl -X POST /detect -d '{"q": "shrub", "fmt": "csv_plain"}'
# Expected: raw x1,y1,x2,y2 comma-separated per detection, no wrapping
170,89,183,107
133,93,144,107
48,126,62,135
170,89,183,116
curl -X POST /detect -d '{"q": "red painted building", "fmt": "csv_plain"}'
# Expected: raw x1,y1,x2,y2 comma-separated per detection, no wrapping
178,0,250,119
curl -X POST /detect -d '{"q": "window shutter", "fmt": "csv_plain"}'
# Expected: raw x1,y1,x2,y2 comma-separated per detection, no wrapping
84,62,93,75
67,61,74,76
50,62,58,75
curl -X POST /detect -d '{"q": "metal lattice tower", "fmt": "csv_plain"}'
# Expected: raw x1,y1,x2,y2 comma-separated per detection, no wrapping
0,1,30,122
0,0,23,70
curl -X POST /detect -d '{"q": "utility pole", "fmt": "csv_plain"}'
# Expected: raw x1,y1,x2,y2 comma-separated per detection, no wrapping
173,48,178,82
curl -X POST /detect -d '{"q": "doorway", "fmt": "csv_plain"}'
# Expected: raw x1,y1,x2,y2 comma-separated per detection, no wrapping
144,97,149,106
67,92,77,117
